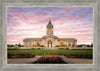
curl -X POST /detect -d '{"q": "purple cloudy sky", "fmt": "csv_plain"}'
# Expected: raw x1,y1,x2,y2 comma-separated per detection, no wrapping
7,7,93,45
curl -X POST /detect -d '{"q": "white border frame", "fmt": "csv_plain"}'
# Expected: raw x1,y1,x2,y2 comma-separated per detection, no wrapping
0,0,99,71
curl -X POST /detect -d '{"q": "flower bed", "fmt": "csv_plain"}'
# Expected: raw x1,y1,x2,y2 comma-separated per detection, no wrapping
58,47,69,50
64,54,92,59
34,56,66,64
8,52,35,58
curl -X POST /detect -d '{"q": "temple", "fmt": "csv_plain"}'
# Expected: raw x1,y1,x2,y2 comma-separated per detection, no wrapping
23,19,77,48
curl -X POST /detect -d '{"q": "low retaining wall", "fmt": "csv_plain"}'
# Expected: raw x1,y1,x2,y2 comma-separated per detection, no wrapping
69,47,93,50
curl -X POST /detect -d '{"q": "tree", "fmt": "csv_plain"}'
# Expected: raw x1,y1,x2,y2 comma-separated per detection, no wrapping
91,43,93,47
86,45,90,47
18,43,23,47
18,43,21,47
7,44,14,47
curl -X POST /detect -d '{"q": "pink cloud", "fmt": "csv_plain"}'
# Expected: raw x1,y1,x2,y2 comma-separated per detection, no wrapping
66,7,80,11
13,11,28,15
7,7,93,45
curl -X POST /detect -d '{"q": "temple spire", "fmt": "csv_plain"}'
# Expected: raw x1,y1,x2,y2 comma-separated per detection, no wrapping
47,18,53,28
47,18,53,36
49,17,51,22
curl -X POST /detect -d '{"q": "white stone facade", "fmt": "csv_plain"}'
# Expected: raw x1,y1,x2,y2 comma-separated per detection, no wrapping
23,20,77,48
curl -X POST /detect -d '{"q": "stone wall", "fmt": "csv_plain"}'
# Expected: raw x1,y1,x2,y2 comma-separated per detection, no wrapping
23,39,77,47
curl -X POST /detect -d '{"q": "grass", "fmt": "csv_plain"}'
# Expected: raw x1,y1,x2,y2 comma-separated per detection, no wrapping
8,49,93,56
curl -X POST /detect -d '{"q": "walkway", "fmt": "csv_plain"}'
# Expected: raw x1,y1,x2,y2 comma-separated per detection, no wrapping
8,56,93,64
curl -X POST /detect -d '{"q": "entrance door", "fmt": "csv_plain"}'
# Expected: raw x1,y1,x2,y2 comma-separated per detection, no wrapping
48,40,52,48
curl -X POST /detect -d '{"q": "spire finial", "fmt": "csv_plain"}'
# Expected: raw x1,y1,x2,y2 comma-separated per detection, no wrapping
48,17,51,24
47,17,53,27
49,17,51,21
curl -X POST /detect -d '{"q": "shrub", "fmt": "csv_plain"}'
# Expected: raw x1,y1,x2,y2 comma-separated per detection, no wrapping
66,47,69,50
40,45,45,47
33,45,41,47
7,52,36,58
31,48,35,50
55,45,59,47
58,48,66,50
64,54,92,59
38,48,41,50
59,45,67,47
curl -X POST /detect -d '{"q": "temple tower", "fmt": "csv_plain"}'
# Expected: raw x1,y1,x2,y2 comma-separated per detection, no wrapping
47,19,53,36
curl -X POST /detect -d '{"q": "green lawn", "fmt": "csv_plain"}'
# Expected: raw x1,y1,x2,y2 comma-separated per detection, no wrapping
8,49,93,56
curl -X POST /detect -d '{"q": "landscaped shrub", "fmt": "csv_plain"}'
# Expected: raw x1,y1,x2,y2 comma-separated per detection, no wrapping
58,48,66,50
33,45,41,47
66,47,69,49
59,45,67,47
16,54,35,58
37,48,41,49
7,51,36,58
40,45,45,47
34,56,66,63
64,54,92,59
31,48,35,50
8,52,12,58
55,45,59,47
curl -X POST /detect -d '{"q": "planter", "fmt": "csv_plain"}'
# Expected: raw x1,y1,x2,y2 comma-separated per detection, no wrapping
33,56,67,64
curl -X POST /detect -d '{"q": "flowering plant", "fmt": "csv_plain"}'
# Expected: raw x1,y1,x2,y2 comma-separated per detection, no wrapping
8,52,10,54
37,56,63,63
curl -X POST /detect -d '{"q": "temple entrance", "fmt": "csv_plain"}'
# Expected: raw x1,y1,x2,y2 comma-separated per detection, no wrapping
48,40,52,48
60,42,64,46
36,42,40,46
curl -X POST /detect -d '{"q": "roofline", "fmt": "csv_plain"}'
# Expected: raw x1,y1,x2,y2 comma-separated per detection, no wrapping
58,38,77,40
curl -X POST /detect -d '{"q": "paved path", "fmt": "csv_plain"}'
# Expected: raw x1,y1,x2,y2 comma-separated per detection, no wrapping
8,56,93,64
8,56,39,64
61,56,93,64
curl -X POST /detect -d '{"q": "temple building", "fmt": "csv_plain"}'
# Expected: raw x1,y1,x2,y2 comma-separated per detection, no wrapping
23,19,77,48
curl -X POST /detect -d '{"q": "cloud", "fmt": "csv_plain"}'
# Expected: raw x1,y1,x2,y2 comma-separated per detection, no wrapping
7,7,93,45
